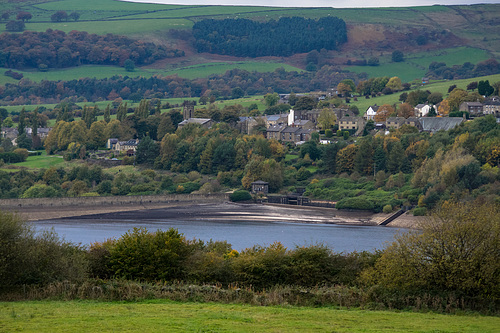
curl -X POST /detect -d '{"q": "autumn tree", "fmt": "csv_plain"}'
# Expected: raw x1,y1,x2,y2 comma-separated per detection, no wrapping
51,11,68,22
397,103,414,118
385,76,402,92
87,121,107,150
336,82,352,97
437,99,450,116
16,11,32,22
336,144,359,174
5,20,24,31
374,104,394,122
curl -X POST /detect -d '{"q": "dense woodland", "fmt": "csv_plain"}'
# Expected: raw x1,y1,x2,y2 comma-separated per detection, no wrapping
0,30,183,69
192,17,348,57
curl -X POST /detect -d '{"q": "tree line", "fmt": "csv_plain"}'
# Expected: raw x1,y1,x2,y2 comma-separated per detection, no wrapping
192,17,347,57
425,58,500,80
0,29,183,70
0,66,358,105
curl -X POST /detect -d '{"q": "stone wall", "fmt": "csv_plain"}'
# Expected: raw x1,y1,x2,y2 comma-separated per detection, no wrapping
0,194,229,209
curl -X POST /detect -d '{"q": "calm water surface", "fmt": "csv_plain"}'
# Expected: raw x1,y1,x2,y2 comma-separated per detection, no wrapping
33,218,406,252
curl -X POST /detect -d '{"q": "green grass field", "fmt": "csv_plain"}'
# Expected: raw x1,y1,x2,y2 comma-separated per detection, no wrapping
347,47,492,82
12,153,66,169
1,300,499,332
0,61,302,86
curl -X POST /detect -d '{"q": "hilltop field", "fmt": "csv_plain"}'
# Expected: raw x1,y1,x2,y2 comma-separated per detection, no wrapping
1,0,499,85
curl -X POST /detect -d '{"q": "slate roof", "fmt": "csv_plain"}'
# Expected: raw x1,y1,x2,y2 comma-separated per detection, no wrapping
420,118,464,133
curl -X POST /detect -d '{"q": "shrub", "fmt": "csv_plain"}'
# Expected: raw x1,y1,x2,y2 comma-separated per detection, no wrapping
229,190,252,202
382,204,393,214
361,201,500,298
335,197,375,211
108,228,193,281
0,211,87,287
412,207,427,216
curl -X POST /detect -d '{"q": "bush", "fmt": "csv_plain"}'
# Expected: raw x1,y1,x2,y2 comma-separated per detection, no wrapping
0,211,87,287
382,204,392,214
108,228,193,281
361,201,500,298
229,190,252,202
336,197,375,211
412,207,427,216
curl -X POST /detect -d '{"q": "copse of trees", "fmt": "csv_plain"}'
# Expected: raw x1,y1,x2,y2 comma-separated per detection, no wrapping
0,29,183,69
426,59,500,80
193,16,347,57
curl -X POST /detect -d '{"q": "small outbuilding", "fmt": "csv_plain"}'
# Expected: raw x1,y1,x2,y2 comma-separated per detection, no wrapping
251,180,269,194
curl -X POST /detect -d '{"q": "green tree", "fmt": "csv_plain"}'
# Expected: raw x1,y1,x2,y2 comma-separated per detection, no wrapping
317,108,336,130
103,104,111,123
124,59,135,72
294,96,317,110
264,93,279,107
136,136,159,165
87,121,107,150
478,80,494,96
362,201,500,297
391,50,404,62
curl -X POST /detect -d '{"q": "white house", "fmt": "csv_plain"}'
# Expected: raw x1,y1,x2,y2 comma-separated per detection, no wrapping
364,105,379,120
414,104,433,117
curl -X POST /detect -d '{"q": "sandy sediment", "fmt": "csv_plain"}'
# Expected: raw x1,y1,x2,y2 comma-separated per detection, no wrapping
9,201,423,229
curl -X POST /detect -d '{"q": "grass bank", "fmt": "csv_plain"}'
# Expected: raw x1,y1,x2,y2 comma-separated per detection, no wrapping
1,300,498,332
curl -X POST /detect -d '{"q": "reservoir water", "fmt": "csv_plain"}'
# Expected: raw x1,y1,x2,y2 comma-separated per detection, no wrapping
32,204,407,253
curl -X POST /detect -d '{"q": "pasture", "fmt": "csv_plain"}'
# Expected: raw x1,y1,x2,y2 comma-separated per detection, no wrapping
1,300,499,332
347,47,492,82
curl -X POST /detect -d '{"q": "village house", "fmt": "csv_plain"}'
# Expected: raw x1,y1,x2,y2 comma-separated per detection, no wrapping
237,116,258,134
106,138,119,150
305,109,322,124
385,117,405,129
414,104,433,117
115,139,139,153
363,105,379,120
483,97,500,117
266,125,285,141
265,114,288,128
338,112,365,135
459,102,483,116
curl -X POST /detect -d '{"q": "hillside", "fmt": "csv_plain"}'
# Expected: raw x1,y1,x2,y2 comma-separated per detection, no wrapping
0,0,499,83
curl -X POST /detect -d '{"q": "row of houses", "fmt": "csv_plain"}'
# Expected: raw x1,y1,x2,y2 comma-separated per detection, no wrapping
459,96,500,116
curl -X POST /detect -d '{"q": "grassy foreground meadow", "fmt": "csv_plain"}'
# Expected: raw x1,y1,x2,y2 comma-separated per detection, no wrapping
2,300,499,332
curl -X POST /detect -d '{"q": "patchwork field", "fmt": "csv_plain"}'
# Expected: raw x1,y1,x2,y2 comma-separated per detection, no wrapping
1,0,499,84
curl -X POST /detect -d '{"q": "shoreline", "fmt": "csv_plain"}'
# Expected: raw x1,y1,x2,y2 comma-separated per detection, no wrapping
7,201,424,228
